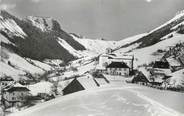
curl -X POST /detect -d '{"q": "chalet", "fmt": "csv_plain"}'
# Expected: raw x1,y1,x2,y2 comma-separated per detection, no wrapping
62,76,100,95
2,83,30,107
132,71,149,85
150,61,172,83
166,57,183,72
106,62,130,76
0,76,14,88
97,48,134,75
97,54,134,71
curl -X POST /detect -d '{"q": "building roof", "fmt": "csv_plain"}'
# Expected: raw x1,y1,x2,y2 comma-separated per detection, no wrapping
6,87,30,92
0,76,14,81
77,76,98,89
153,61,170,69
166,58,181,66
5,83,30,92
132,72,149,83
106,62,129,68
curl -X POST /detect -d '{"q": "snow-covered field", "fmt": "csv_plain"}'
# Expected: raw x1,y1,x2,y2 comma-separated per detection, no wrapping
9,83,184,116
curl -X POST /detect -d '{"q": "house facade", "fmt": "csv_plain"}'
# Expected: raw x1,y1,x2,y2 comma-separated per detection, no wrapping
150,61,172,83
97,52,134,76
2,83,30,107
106,62,130,76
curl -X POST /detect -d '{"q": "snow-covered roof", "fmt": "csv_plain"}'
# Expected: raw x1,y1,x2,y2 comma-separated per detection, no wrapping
166,58,181,66
29,81,53,96
77,76,98,89
5,83,29,92
153,68,172,76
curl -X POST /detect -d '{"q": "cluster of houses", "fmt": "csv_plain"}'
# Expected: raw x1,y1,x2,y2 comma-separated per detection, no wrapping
0,73,109,110
96,48,134,76
133,59,183,89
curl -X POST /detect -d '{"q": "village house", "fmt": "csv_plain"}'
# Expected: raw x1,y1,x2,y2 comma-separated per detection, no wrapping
96,48,134,76
62,77,96,95
166,57,183,72
132,71,149,85
62,75,109,95
2,83,30,107
106,62,130,76
150,61,172,83
0,76,14,88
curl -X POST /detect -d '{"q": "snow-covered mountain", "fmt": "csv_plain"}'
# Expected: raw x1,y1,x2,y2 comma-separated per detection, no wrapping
0,10,85,62
1,10,184,83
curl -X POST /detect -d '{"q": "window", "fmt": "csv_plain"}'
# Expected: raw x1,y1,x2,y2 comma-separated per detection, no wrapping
119,68,122,71
12,97,15,100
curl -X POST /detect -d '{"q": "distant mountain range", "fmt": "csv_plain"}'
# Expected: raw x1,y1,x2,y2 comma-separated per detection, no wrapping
0,10,184,80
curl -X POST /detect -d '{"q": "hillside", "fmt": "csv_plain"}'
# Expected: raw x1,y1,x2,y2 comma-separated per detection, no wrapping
118,11,184,50
0,10,85,62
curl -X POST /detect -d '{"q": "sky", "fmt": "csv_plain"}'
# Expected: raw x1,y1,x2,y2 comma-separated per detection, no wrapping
0,0,184,40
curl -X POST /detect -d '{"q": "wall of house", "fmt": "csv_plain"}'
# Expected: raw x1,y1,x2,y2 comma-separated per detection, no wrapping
107,68,129,76
98,55,133,70
0,81,13,88
98,56,109,69
3,91,29,102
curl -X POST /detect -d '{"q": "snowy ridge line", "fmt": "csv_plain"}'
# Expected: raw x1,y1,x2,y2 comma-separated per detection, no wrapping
128,89,183,116
149,11,184,34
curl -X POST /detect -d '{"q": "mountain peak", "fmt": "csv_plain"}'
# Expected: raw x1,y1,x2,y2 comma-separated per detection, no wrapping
25,16,57,32
0,10,15,20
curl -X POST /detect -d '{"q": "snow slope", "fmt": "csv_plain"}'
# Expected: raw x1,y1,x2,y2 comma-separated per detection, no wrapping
57,37,83,58
26,16,54,32
0,14,27,38
170,69,184,87
9,84,184,116
0,33,12,44
115,33,184,67
71,34,117,53
149,10,184,33
0,47,53,80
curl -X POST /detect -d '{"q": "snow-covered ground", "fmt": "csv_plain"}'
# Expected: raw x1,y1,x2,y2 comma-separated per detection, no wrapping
115,33,184,67
26,16,53,32
170,69,184,87
28,81,53,96
72,34,117,54
9,83,184,116
149,10,184,34
0,16,27,38
0,47,53,80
